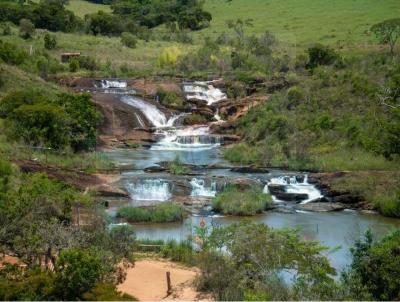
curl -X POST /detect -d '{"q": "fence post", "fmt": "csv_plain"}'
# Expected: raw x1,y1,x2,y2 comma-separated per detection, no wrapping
166,271,172,296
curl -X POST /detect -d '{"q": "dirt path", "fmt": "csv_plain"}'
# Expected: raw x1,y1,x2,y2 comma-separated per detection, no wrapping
118,259,210,301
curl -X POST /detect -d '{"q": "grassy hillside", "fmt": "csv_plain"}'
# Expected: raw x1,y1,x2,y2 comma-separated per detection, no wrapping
66,0,111,17
201,0,400,46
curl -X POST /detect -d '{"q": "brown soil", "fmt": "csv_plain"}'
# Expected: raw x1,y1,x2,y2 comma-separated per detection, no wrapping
118,259,211,301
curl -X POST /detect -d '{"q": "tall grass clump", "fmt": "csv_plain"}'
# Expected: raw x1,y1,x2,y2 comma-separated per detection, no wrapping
117,202,184,223
212,186,272,216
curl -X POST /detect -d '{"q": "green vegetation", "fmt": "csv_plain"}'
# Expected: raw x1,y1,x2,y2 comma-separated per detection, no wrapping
212,186,272,216
196,221,337,300
341,230,400,300
117,202,184,223
0,157,137,300
327,172,400,218
0,90,101,151
157,87,183,108
168,156,190,175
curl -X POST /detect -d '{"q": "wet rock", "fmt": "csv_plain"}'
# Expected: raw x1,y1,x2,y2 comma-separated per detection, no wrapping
228,178,263,190
95,185,130,198
274,192,309,202
332,194,362,204
296,202,345,212
274,206,296,214
230,166,269,173
143,166,167,173
267,184,286,195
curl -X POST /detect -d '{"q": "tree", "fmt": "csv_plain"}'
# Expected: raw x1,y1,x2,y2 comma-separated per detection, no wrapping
342,230,400,300
44,33,57,49
371,18,400,55
19,18,35,39
54,248,104,300
197,221,337,300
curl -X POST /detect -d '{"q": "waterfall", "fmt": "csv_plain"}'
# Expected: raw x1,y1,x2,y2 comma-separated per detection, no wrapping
134,113,146,128
121,95,179,128
126,179,171,201
99,79,127,89
190,178,217,197
183,81,227,105
151,126,221,151
264,175,323,204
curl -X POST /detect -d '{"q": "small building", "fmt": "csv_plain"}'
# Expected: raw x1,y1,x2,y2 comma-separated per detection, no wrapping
61,52,81,63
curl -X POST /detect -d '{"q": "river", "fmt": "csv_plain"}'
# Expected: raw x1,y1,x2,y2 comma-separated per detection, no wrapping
91,79,400,274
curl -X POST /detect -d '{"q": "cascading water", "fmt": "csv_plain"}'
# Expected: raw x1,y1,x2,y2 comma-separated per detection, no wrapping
190,178,217,197
134,113,146,128
151,126,221,151
99,79,128,89
126,179,171,201
120,95,178,128
263,175,323,204
183,81,227,105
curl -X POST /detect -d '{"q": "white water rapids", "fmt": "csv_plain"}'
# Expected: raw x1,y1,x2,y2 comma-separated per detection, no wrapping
183,81,227,105
263,175,323,204
190,178,217,197
120,95,178,128
126,179,171,201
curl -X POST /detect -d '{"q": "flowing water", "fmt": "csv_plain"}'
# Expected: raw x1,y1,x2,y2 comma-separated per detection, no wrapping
95,79,400,274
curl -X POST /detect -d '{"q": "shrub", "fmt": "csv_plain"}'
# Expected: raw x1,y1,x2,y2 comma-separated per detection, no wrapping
182,113,209,125
44,33,57,50
0,22,11,35
0,40,28,65
168,156,189,175
77,55,97,71
69,58,79,72
157,87,183,108
121,32,137,48
212,186,272,216
117,202,184,223
19,18,35,39
306,44,341,69
157,46,182,68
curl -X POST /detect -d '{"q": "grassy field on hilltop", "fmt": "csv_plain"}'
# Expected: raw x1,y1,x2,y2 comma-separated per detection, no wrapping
201,0,400,46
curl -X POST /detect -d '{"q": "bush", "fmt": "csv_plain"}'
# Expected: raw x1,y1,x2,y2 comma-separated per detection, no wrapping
0,22,11,35
117,202,184,223
69,58,79,72
168,156,189,175
44,33,57,50
19,18,35,39
0,40,28,65
157,46,182,68
212,186,272,216
121,32,137,48
182,113,209,125
306,44,341,69
157,87,183,108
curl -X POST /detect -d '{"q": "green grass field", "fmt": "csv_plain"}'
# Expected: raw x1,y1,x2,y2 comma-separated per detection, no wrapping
63,0,400,46
201,0,400,46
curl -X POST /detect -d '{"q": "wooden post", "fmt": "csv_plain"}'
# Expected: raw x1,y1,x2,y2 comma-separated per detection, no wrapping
166,271,172,296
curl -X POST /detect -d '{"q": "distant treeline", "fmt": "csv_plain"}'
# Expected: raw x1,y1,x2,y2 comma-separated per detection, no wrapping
0,0,212,35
